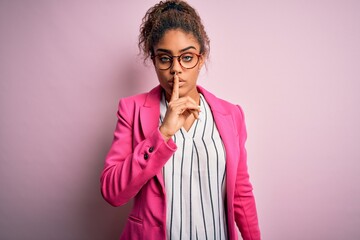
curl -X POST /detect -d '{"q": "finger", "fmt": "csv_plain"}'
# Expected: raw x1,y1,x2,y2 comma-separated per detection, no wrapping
192,110,200,119
170,73,179,101
170,96,200,109
182,108,199,120
171,101,201,114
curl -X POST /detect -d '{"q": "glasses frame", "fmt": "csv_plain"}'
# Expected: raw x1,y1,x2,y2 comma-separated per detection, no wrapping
151,52,202,70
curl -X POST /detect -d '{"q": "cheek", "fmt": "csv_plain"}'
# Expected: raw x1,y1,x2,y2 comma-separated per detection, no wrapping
155,71,171,90
189,70,200,83
155,70,167,82
159,75,169,83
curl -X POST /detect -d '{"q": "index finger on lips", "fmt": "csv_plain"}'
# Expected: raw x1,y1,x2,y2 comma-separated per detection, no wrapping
170,73,179,101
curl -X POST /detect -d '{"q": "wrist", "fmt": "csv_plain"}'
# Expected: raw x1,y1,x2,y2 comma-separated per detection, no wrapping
159,126,172,142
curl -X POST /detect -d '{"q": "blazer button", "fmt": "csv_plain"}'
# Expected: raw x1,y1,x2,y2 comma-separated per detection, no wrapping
144,152,149,160
149,146,154,153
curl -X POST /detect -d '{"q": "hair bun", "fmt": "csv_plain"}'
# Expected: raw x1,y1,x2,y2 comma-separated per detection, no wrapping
162,2,184,13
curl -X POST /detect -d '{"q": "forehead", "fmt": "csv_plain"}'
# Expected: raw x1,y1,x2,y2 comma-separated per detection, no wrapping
155,29,200,53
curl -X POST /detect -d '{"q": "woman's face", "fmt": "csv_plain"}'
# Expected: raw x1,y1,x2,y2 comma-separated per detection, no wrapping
153,29,204,101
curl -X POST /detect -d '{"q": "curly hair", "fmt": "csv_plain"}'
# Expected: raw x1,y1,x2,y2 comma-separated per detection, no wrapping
139,0,210,62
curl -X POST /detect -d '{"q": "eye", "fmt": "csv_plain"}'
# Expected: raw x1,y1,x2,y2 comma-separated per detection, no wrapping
158,55,172,63
181,54,194,62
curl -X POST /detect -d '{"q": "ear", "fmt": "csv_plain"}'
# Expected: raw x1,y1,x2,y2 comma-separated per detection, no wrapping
198,54,205,69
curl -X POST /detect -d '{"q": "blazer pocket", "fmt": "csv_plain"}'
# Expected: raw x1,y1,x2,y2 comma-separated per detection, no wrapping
128,215,143,224
120,215,143,240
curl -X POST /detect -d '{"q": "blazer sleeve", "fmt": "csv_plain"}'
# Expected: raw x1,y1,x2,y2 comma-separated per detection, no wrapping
233,105,261,240
100,98,177,207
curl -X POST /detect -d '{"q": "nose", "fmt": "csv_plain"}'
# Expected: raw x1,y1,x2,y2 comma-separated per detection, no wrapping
170,57,182,75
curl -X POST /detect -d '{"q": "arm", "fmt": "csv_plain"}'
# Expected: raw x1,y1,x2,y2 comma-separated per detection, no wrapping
234,105,261,240
100,98,177,207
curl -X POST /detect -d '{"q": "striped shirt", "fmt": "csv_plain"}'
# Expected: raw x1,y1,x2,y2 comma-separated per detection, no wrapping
160,92,228,240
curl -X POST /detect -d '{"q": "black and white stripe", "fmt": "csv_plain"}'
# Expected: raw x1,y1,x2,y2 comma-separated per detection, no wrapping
160,93,227,240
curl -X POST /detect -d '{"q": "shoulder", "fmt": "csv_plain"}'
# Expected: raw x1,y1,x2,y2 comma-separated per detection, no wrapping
117,85,162,111
116,93,146,119
119,92,148,107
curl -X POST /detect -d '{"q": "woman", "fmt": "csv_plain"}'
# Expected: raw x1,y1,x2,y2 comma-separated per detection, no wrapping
100,1,261,239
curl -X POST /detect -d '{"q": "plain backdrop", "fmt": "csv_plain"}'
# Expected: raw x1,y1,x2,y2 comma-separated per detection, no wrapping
1,0,359,239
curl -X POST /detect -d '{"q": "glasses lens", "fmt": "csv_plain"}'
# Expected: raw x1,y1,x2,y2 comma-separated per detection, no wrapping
155,55,172,70
179,53,199,69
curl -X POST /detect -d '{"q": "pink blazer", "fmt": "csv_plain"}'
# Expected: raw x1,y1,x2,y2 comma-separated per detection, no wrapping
101,85,261,240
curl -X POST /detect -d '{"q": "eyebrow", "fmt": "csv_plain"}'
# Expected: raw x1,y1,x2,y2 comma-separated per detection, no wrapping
156,46,197,54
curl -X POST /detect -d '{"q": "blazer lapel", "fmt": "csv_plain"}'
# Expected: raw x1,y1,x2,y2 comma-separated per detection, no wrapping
139,86,162,138
139,85,166,191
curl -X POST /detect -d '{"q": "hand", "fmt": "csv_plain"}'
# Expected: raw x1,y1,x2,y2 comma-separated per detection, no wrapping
159,74,200,141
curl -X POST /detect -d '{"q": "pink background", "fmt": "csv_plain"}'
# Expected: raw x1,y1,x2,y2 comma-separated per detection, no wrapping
1,0,359,239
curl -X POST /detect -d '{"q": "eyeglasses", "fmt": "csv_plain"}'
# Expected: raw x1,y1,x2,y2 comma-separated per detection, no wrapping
152,52,202,70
